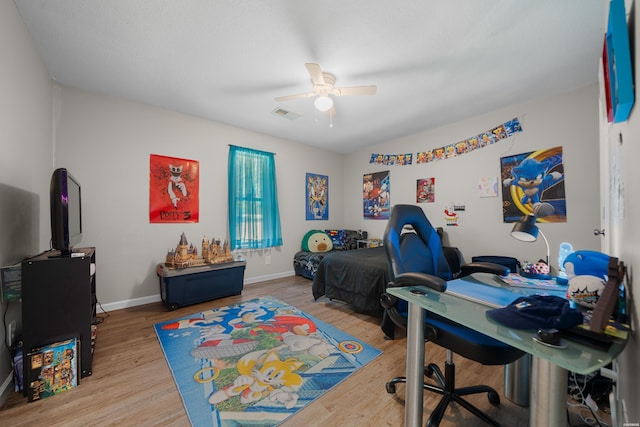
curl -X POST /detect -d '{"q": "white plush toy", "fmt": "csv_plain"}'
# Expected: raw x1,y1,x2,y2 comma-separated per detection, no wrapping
563,250,609,309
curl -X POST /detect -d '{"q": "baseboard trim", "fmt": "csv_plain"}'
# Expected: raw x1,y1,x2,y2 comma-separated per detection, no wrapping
98,294,161,313
97,271,296,313
0,372,14,407
244,270,294,285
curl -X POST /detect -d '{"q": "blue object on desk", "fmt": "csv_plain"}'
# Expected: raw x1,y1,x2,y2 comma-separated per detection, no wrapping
520,270,552,280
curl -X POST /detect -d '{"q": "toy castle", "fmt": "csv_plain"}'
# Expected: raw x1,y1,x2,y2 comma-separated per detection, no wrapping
165,232,234,268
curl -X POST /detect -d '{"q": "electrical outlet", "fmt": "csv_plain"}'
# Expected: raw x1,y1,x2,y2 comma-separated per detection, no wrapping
265,255,271,265
8,320,16,347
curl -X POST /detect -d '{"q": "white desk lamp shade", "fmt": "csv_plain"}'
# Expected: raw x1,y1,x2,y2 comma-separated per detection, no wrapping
511,230,537,242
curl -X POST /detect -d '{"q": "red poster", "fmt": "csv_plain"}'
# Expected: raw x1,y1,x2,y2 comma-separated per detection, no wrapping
149,154,199,223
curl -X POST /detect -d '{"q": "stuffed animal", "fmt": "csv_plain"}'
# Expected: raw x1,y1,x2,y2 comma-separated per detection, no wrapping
301,230,333,253
521,261,550,278
563,250,609,308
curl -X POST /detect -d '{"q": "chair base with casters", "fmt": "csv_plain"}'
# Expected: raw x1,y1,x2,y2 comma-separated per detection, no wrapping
383,311,523,426
386,350,506,427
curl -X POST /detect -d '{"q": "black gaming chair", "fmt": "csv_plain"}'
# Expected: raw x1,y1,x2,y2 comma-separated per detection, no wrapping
380,204,525,427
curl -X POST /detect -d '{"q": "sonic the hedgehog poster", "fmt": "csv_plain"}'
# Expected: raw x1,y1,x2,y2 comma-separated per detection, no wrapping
501,146,567,223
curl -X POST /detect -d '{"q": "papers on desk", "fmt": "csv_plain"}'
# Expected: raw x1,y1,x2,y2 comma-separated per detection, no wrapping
445,280,514,308
499,273,567,291
445,273,568,308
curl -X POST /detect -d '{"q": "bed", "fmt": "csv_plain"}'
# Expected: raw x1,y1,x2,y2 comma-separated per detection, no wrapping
311,246,389,315
310,240,463,316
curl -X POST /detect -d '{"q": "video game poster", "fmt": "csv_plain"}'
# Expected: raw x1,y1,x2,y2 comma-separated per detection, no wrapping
501,146,567,223
150,154,199,223
363,170,390,219
306,173,328,220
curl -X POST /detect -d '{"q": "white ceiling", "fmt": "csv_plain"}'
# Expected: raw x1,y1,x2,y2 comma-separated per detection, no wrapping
14,0,608,154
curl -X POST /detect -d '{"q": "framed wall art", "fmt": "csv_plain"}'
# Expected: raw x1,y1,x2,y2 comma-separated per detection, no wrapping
605,0,634,123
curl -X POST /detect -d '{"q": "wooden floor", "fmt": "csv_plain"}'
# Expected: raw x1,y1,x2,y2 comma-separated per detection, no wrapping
1,275,529,426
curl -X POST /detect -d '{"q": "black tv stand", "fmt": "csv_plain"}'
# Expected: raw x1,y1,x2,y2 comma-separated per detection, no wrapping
21,247,97,396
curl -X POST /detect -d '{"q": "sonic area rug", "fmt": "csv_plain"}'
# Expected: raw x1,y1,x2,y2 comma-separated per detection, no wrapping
154,296,382,426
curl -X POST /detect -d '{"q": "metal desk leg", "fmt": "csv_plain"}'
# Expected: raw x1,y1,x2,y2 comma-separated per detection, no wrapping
405,302,425,427
530,356,568,426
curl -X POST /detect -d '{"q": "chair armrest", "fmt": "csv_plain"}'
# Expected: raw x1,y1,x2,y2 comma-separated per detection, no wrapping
442,246,462,275
459,262,510,278
393,272,447,292
380,272,446,333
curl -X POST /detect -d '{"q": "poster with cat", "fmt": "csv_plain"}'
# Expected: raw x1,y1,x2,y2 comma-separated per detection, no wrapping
150,154,200,223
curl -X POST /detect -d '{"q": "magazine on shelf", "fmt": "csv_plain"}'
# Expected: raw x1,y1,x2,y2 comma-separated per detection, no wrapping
0,263,21,302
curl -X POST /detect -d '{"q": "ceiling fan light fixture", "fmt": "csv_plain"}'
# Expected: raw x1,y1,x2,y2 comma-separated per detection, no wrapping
314,95,333,112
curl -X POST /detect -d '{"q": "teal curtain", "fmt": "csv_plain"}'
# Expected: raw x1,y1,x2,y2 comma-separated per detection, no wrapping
228,145,283,250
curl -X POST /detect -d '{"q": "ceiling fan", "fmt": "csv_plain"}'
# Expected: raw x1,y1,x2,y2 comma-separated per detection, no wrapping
275,63,377,113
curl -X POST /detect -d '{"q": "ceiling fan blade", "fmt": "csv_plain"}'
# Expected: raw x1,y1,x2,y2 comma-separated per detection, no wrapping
274,92,315,102
334,85,377,96
305,63,325,85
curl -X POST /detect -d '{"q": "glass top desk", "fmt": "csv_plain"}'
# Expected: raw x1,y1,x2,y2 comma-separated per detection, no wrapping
387,273,627,427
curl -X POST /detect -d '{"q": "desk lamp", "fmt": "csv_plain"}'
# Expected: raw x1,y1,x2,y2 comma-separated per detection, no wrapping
510,214,549,265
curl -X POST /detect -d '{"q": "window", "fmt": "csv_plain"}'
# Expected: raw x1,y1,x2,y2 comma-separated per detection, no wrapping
228,145,283,250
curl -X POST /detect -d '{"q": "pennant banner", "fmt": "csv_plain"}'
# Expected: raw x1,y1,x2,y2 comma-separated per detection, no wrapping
369,153,413,166
368,117,522,166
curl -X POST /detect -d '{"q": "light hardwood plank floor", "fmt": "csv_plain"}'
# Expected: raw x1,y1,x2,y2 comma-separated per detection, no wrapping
1,275,529,426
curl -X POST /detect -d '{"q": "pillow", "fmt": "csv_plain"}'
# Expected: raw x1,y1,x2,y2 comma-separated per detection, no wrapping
324,229,347,249
325,229,366,250
301,230,334,253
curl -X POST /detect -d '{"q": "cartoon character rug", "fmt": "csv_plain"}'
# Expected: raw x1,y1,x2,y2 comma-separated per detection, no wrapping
154,296,382,426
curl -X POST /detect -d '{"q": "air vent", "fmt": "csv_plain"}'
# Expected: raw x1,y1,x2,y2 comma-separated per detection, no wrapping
271,108,300,120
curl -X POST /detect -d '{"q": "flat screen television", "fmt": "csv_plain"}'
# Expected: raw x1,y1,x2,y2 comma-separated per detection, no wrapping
50,168,82,256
